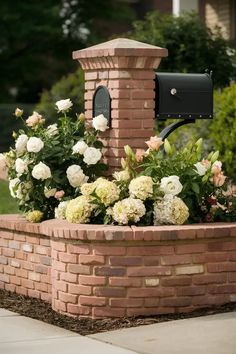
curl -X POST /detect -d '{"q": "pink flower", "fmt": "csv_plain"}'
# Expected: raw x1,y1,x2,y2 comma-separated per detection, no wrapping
26,111,45,127
212,172,226,187
145,136,163,151
54,190,65,199
135,149,146,162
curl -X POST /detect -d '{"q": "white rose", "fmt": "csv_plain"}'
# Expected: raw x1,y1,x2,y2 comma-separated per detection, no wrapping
194,162,207,176
15,134,28,155
66,165,88,188
47,124,58,136
32,162,51,180
72,141,88,155
83,147,102,165
55,99,73,112
160,175,183,196
44,187,57,198
9,178,20,198
92,114,109,132
15,158,28,176
27,137,44,153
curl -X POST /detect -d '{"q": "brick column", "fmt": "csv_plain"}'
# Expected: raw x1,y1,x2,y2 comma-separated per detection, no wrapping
73,38,168,171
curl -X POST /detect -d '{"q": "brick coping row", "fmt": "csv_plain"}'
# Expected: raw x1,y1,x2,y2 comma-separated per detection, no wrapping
0,214,236,242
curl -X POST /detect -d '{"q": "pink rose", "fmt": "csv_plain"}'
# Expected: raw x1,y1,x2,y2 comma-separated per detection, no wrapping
26,111,45,127
212,172,226,187
145,136,163,151
55,190,65,200
135,149,146,162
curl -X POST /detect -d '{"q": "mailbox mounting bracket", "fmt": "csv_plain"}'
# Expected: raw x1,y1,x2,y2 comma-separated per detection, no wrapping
159,119,196,140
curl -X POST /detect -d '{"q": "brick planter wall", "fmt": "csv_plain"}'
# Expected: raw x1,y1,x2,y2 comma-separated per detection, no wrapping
0,215,236,318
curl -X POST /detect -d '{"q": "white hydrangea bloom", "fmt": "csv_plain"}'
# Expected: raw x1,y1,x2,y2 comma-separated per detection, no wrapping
160,175,183,196
129,176,153,200
110,197,146,225
55,201,70,219
113,170,130,182
66,196,96,223
154,194,189,225
83,147,102,165
66,164,88,188
27,137,44,153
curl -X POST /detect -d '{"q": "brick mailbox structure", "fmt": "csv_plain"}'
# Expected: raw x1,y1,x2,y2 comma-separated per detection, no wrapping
0,38,236,318
72,38,168,170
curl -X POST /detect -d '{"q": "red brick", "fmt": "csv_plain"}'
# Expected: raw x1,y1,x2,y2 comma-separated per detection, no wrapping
2,248,14,257
161,255,191,266
94,246,126,256
207,242,224,252
5,284,16,292
192,294,230,306
193,274,227,285
229,273,236,282
60,272,78,283
80,296,106,307
128,287,175,298
15,269,28,278
35,282,48,292
127,246,174,256
0,274,10,283
34,264,49,274
68,264,91,275
40,274,51,284
79,255,105,265
109,277,141,287
144,298,160,307
67,304,90,316
109,257,142,266
0,256,8,265
222,242,236,251
10,275,21,285
161,276,192,287
95,267,125,276
58,253,77,263
4,266,15,275
35,246,48,255
53,299,67,312
193,253,228,263
143,256,160,266
161,297,191,307
229,253,236,261
177,286,206,296
51,241,66,252
92,307,125,318
127,266,171,277
41,293,51,302
208,284,236,294
21,279,34,289
208,263,236,273
16,286,28,296
59,291,78,304
79,275,106,286
175,244,206,254
68,284,92,295
26,236,39,245
9,241,20,250
40,256,51,266
28,289,40,299
40,238,50,247
110,298,143,308
94,287,126,298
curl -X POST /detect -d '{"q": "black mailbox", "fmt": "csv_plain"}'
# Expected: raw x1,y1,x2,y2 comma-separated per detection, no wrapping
155,72,213,120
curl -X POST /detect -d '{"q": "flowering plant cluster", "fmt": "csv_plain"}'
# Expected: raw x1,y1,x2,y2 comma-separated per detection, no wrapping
54,135,236,226
1,99,109,221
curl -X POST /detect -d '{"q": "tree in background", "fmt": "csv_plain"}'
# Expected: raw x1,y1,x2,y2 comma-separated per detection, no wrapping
128,11,236,88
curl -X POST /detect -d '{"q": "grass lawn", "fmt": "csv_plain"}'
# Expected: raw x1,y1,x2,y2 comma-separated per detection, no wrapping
0,180,19,214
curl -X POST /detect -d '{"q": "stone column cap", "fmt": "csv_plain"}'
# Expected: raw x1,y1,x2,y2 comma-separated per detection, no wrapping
73,38,168,60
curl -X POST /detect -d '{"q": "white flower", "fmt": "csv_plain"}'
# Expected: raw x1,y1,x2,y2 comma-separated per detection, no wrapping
154,194,189,225
66,196,96,223
194,162,208,176
47,124,58,136
92,114,109,132
27,137,44,153
32,162,51,180
113,170,130,182
44,187,57,198
55,201,69,219
83,147,102,165
72,141,88,155
15,134,28,155
129,176,153,200
66,165,88,188
110,197,146,225
26,111,44,127
55,99,73,112
9,178,20,198
160,175,183,196
15,158,28,176
92,178,120,206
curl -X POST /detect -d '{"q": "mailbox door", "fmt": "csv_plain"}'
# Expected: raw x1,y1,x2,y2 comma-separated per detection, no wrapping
155,73,213,119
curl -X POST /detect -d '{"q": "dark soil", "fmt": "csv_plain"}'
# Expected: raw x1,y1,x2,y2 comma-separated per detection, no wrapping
1,289,236,336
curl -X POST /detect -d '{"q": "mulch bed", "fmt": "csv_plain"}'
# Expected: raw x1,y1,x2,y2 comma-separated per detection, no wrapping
0,289,236,335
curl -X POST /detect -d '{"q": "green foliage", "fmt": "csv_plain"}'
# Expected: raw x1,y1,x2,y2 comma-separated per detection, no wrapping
210,84,236,180
0,180,18,214
35,69,84,123
128,11,236,88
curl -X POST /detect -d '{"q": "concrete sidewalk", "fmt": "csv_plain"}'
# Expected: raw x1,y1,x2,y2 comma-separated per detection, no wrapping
1,308,236,354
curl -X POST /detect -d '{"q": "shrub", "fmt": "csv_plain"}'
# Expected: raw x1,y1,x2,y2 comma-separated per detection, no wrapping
210,84,236,180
